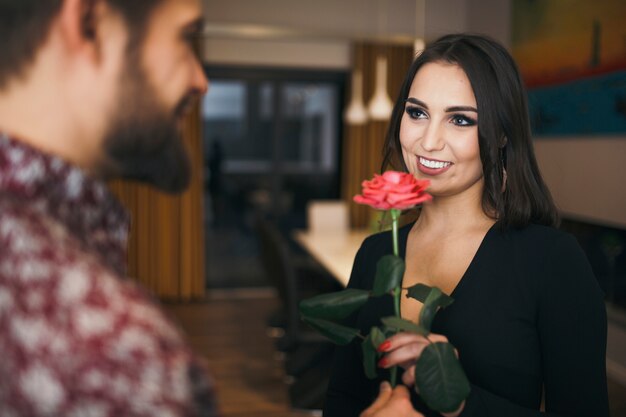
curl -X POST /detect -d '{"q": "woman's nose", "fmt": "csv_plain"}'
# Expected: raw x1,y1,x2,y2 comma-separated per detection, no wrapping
420,121,445,152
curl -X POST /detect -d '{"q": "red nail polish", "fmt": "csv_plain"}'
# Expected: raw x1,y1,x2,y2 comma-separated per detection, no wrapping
377,341,391,352
377,358,388,368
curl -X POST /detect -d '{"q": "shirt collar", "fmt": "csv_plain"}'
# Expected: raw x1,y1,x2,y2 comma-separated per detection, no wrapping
0,132,130,275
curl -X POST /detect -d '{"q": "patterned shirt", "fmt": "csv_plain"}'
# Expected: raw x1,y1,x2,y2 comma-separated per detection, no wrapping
0,133,218,417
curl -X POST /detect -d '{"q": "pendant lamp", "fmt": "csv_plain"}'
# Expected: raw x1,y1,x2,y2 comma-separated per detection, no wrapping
367,55,394,120
344,69,368,125
414,38,425,56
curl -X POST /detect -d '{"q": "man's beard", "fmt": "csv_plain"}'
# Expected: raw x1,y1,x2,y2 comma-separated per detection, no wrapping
101,61,193,194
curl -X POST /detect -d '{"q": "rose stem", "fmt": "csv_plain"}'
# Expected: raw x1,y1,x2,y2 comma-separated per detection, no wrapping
390,208,401,387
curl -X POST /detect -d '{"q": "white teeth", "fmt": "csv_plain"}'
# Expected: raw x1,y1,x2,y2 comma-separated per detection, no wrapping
419,157,451,169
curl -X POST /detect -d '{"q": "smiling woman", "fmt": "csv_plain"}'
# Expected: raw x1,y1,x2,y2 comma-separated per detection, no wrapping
323,33,609,417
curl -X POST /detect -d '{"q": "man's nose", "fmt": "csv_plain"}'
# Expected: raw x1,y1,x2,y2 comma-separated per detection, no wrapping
191,58,209,95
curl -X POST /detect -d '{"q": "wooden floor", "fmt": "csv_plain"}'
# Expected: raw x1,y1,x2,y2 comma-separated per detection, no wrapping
164,293,626,417
164,293,314,417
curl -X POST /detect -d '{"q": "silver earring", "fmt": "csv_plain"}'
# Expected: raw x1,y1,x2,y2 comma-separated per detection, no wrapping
499,142,507,193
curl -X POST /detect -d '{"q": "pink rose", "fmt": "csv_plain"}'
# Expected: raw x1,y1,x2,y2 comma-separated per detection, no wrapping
353,171,431,210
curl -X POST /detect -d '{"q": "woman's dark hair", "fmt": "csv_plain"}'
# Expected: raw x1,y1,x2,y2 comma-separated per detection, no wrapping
0,0,163,90
382,33,559,229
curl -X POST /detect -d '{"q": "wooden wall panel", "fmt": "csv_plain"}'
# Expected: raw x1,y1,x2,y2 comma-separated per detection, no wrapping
342,43,415,228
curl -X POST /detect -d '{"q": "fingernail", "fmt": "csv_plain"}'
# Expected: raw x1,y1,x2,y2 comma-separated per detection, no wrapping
379,381,391,391
377,357,388,368
377,341,391,352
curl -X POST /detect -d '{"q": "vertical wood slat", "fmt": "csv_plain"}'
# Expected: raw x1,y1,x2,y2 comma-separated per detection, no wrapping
342,42,415,228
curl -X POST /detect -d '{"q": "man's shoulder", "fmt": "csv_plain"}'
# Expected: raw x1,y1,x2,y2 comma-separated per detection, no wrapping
0,197,207,415
0,197,69,253
0,197,183,344
1,197,83,286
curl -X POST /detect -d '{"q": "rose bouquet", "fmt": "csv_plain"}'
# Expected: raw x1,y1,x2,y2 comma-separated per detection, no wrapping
299,171,470,414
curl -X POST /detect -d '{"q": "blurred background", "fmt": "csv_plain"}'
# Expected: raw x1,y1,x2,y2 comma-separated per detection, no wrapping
109,0,626,415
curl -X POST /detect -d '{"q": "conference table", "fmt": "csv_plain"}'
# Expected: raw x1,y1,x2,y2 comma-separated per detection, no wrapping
292,229,371,287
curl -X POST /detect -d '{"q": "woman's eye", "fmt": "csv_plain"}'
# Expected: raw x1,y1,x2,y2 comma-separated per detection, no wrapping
405,107,427,120
451,114,477,126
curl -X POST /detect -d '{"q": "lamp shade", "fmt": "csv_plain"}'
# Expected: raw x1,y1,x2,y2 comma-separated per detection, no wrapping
344,69,368,125
367,56,394,121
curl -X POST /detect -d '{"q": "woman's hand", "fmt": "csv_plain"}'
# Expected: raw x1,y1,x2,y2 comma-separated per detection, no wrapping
377,332,465,417
361,381,424,417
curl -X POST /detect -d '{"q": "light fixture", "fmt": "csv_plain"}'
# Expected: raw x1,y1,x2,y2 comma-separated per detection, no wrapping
345,69,368,125
367,55,394,120
414,38,425,56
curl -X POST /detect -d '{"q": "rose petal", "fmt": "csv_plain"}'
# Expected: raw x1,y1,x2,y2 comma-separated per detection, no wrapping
386,183,419,194
362,189,387,202
356,171,431,210
386,192,419,204
354,195,392,210
392,194,433,209
382,171,403,184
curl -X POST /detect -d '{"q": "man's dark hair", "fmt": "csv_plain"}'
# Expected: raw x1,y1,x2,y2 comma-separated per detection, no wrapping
382,33,559,229
0,0,163,90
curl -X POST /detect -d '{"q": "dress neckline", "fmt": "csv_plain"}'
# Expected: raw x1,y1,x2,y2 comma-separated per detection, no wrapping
398,220,499,298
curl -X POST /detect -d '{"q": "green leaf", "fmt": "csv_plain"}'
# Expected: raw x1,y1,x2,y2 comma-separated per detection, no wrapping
419,287,453,331
380,316,428,336
406,284,453,308
372,255,405,296
299,289,370,320
406,284,454,332
405,283,432,303
301,317,360,345
414,342,470,413
369,326,386,349
362,328,381,379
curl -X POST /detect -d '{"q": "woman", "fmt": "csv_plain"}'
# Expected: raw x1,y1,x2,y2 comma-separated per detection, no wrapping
324,34,608,417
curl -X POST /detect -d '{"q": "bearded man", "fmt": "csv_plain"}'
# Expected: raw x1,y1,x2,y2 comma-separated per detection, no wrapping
0,0,215,415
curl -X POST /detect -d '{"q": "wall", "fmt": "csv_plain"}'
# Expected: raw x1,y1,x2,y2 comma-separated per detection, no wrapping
535,137,626,228
202,0,419,40
203,0,420,68
203,38,351,69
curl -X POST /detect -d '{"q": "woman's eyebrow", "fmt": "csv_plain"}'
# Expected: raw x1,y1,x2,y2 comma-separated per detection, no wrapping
446,105,478,113
405,97,428,108
405,97,477,113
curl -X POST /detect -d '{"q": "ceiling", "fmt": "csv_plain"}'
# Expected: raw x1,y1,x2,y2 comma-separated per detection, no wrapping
202,0,423,44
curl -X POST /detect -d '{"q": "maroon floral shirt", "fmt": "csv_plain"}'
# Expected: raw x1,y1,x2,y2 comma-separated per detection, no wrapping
0,134,218,416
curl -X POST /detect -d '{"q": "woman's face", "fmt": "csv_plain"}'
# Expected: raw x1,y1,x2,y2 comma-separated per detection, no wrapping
399,61,484,199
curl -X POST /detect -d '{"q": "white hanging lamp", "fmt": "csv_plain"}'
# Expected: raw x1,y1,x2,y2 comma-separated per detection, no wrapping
344,69,368,125
367,55,394,120
414,38,425,56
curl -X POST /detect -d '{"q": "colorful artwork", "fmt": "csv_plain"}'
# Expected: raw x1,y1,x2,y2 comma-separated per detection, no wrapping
512,0,626,135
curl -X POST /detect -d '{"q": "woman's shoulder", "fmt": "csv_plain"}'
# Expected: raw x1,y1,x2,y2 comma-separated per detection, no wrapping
359,222,413,253
497,222,574,249
495,223,591,274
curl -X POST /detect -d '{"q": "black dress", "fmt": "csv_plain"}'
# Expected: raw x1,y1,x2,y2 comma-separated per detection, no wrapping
323,222,609,417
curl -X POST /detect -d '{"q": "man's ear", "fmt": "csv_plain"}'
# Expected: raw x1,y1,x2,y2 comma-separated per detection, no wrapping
57,0,103,56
